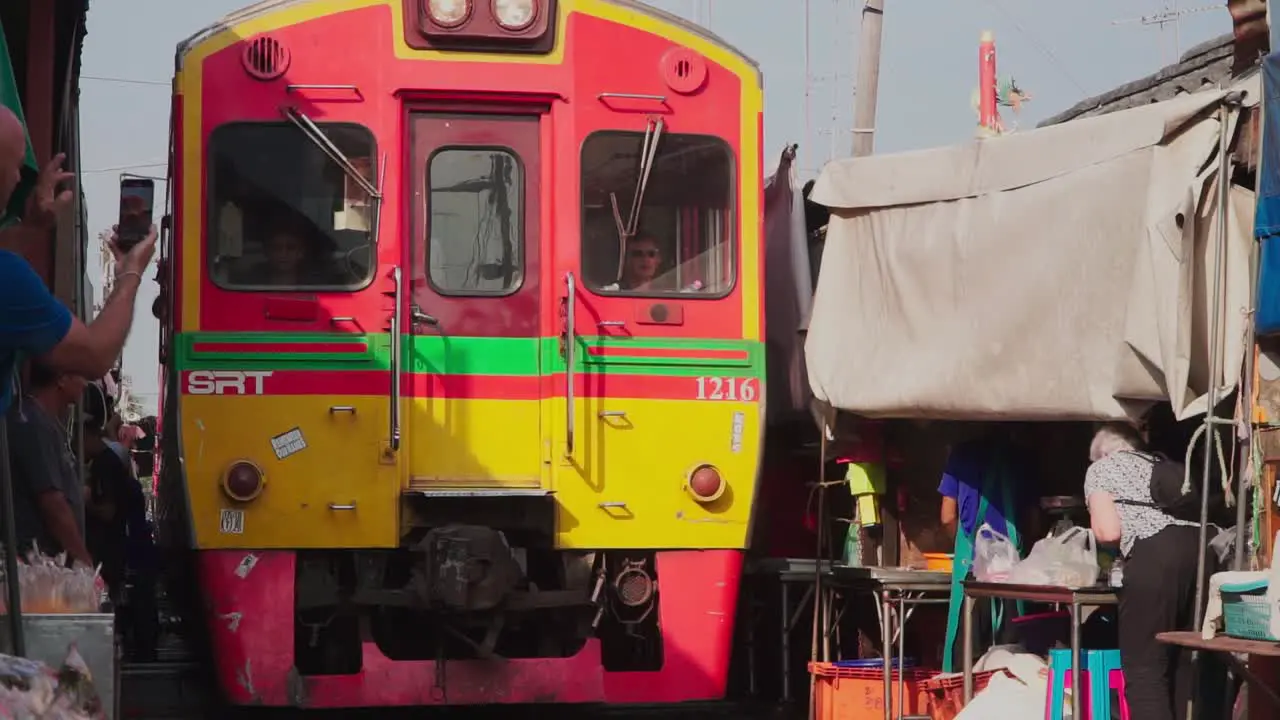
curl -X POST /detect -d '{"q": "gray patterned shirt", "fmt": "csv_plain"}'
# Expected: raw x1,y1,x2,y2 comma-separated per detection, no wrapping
1083,451,1195,557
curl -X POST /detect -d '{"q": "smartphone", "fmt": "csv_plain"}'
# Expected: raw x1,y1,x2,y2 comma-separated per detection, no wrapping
117,178,155,251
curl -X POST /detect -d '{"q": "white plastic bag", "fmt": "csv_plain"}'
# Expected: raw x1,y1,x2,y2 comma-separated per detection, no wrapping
1007,527,1100,588
972,523,1021,582
955,671,1045,720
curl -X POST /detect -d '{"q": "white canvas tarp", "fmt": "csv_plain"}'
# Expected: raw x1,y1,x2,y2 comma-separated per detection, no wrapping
806,86,1257,421
762,148,814,423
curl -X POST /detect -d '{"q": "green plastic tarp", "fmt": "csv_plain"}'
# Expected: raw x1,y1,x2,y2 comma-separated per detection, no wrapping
0,16,40,226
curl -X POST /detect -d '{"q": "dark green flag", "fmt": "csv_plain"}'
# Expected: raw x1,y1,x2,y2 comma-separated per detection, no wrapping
0,16,40,226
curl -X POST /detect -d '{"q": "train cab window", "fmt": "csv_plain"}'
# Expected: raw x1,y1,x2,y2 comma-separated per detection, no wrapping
206,123,377,291
427,148,524,295
581,132,735,296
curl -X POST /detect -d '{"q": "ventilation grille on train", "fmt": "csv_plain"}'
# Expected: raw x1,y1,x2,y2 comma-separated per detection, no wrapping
241,36,290,81
661,48,707,95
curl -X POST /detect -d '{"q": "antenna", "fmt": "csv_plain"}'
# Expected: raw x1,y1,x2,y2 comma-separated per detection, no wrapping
1111,2,1222,63
803,0,811,177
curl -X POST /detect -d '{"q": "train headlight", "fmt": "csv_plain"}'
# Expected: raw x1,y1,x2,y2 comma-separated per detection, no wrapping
222,460,266,503
686,464,726,503
425,0,473,28
492,0,537,31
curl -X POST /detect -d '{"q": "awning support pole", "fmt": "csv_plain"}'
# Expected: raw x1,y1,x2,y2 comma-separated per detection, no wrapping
1189,92,1244,720
0,417,24,656
1196,93,1244,631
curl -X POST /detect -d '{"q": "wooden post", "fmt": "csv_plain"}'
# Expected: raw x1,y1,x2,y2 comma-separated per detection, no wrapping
851,0,884,157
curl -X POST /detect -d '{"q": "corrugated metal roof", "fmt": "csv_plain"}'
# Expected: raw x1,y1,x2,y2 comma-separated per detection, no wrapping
1039,33,1237,127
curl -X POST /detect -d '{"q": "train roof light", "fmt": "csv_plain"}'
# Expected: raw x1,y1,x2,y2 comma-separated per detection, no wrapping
492,0,537,31
426,0,473,28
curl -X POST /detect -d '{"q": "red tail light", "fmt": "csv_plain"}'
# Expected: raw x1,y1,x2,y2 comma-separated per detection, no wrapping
686,465,725,503
223,461,266,502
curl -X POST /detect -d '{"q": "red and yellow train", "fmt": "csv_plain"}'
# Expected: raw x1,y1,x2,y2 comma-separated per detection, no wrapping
155,0,764,708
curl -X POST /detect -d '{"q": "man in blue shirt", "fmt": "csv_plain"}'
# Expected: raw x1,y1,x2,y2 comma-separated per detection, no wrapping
938,424,1039,669
0,106,155,412
938,430,1035,543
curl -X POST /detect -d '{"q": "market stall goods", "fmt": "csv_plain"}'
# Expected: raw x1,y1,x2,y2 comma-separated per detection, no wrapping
0,646,104,719
0,546,100,615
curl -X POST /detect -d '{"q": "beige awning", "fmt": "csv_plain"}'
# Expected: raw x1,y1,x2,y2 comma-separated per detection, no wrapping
806,83,1258,422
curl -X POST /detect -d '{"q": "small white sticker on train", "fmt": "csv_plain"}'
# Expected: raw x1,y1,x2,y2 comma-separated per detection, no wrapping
219,508,245,535
270,427,308,460
730,411,745,453
187,370,274,395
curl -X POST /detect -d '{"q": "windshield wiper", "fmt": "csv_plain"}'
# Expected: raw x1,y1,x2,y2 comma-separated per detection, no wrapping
610,117,664,279
281,106,382,200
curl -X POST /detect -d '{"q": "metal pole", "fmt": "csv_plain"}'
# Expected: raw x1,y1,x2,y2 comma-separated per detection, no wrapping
1195,97,1239,630
808,426,829,720
0,417,24,656
1188,95,1241,720
1238,94,1266,573
851,0,884,157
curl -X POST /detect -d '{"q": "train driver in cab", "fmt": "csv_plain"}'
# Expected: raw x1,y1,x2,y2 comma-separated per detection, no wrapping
620,234,664,291
233,220,341,288
598,234,671,292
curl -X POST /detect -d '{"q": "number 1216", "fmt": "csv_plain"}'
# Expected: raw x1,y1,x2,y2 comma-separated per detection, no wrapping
695,376,758,402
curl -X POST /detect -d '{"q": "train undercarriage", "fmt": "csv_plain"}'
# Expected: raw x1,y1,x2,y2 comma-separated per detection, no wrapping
291,537,663,675
164,495,742,709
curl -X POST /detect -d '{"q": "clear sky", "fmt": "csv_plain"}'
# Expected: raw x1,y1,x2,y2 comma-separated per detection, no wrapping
78,0,1232,412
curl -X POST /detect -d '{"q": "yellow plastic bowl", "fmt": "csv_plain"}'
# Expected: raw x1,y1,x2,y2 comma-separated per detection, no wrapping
923,553,954,573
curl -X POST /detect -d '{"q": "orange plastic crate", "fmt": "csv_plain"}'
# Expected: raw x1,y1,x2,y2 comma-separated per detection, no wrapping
921,669,1010,720
809,662,932,720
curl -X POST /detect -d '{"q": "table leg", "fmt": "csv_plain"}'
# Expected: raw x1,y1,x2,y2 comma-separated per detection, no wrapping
747,589,757,697
882,589,892,720
897,593,906,720
962,593,974,703
781,581,790,703
1228,655,1280,709
1070,602,1082,720
822,586,832,661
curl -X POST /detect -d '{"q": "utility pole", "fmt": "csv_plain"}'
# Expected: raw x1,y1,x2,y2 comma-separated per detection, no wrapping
851,0,884,157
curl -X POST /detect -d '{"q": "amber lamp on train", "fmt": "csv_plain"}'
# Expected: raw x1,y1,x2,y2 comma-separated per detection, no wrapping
686,464,726,504
492,0,537,30
425,0,472,27
223,460,266,503
421,0,548,39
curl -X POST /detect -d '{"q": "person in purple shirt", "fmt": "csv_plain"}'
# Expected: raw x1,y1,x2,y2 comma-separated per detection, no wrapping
0,106,156,413
938,425,1040,668
938,430,1036,543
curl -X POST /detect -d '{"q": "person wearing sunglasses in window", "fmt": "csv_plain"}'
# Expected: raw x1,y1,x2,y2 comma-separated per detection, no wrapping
619,235,664,291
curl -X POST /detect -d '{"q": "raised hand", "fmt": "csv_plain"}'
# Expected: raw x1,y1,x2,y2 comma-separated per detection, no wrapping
24,152,75,228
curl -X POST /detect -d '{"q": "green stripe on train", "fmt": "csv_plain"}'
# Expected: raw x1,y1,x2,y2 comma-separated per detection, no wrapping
176,333,764,378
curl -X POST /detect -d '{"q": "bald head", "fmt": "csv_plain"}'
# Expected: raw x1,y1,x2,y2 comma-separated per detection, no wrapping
0,106,26,211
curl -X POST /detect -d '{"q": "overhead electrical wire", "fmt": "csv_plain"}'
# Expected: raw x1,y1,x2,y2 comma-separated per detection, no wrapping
81,75,169,87
82,162,166,174
978,0,1089,96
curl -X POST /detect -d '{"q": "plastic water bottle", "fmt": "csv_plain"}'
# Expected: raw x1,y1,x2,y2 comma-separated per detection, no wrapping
842,522,862,567
1109,557,1124,588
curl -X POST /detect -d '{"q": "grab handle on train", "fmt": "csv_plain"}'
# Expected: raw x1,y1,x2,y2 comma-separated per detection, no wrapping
565,271,577,457
389,266,403,452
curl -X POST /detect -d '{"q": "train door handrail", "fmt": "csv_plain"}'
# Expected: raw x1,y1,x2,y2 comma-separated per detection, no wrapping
564,271,576,457
389,266,402,452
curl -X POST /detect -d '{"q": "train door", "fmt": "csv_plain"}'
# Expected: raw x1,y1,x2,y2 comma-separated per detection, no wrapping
190,120,399,548
404,112,545,493
556,127,755,549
